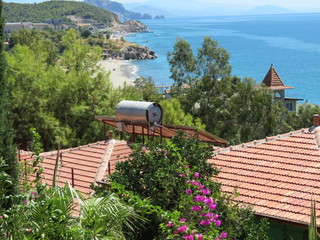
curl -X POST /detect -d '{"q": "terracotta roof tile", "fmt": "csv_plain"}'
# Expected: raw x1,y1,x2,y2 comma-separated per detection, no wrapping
20,140,133,196
210,127,320,226
20,126,320,226
261,64,293,90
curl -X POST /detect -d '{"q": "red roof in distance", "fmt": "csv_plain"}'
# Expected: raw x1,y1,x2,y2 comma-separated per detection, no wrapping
261,64,293,90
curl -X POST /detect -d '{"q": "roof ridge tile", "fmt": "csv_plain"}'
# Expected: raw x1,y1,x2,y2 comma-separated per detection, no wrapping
94,139,115,182
312,127,320,150
215,128,309,155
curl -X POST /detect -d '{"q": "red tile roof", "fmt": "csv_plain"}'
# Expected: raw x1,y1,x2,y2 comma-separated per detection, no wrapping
261,65,293,90
19,140,132,195
20,126,320,226
209,127,320,226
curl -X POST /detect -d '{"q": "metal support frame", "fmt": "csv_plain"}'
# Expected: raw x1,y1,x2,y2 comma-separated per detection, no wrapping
108,161,111,175
71,168,75,188
103,122,107,142
132,124,136,142
142,127,145,144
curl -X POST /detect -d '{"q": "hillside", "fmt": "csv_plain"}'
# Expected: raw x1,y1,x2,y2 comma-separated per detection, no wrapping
85,0,152,20
3,1,119,27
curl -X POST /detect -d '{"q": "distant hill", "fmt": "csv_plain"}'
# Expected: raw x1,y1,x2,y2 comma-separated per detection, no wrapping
123,3,171,18
3,1,119,27
246,5,294,15
84,0,152,21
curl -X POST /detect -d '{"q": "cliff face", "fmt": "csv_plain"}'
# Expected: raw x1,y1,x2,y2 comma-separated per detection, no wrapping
114,20,151,33
85,0,152,21
103,46,157,60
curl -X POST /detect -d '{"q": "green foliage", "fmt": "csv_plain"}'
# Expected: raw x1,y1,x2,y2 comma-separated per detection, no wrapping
0,0,19,208
111,132,269,239
287,103,320,130
309,198,320,240
168,37,292,145
111,132,217,210
0,183,143,239
134,76,161,102
93,182,167,240
0,158,13,208
3,1,118,27
6,29,116,150
160,98,205,129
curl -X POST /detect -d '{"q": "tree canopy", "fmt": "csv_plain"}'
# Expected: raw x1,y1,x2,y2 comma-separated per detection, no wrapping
0,0,19,207
168,37,292,145
3,1,118,27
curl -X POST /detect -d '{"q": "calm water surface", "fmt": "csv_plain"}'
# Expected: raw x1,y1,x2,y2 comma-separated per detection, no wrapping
126,13,320,104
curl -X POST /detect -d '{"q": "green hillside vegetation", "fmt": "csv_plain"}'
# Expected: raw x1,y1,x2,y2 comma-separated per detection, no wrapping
3,1,118,26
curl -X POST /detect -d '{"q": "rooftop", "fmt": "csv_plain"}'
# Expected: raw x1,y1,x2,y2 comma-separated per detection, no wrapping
210,126,320,226
20,120,320,226
261,64,293,90
19,139,132,195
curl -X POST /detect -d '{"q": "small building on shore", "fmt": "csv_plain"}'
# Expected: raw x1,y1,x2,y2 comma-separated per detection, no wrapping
261,64,302,112
4,22,54,33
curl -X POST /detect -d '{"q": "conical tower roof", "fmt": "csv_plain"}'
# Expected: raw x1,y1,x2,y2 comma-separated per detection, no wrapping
261,64,293,90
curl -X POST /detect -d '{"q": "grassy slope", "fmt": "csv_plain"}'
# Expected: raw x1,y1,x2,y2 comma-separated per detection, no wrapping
3,1,119,26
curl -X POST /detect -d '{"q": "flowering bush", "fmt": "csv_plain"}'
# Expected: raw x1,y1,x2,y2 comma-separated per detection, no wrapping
161,161,228,239
111,132,270,239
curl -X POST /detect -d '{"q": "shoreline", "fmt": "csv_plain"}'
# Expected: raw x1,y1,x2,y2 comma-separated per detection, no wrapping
98,60,138,88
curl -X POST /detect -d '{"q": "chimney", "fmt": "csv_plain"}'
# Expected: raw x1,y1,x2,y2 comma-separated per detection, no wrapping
108,130,113,139
313,114,319,127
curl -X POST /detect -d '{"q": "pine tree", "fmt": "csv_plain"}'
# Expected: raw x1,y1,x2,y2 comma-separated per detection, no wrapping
0,0,19,207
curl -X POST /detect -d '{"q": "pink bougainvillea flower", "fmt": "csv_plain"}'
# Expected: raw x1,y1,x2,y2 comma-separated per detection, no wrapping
204,212,213,219
209,203,217,210
191,205,202,212
194,195,205,202
180,218,187,222
199,219,210,226
185,189,192,195
177,224,188,233
166,221,175,228
198,184,205,189
196,234,203,240
220,232,227,239
215,220,222,227
192,181,200,186
213,214,219,219
24,200,28,204
194,172,200,178
179,174,185,178
185,165,190,168
203,197,214,205
186,180,191,184
202,188,211,195
183,234,195,240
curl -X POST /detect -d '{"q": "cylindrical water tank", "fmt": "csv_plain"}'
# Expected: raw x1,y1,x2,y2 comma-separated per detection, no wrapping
116,100,163,125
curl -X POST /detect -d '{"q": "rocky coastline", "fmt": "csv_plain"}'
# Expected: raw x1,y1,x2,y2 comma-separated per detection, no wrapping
103,45,157,60
105,20,157,60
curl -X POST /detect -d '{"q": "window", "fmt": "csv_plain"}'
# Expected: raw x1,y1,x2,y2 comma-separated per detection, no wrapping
274,92,282,99
286,102,293,111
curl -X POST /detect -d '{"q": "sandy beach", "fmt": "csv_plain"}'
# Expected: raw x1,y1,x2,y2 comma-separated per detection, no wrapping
98,60,136,88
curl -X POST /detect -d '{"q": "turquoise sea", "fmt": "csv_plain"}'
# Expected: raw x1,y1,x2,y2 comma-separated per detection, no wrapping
125,13,320,105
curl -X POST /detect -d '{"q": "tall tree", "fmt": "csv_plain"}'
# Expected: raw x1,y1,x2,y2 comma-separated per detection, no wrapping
168,37,290,145
0,0,19,207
